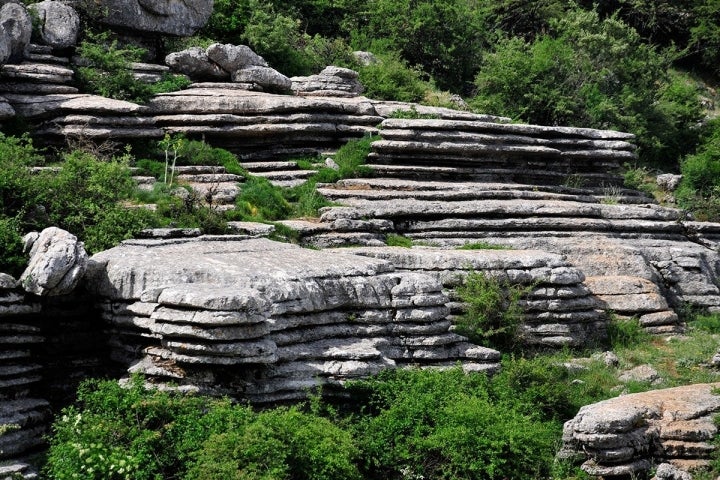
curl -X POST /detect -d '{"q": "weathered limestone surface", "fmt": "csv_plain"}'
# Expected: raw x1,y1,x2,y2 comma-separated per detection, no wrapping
0,2,31,64
85,237,500,401
559,383,720,477
291,66,364,97
28,1,80,49
20,227,88,297
344,246,607,348
89,0,214,36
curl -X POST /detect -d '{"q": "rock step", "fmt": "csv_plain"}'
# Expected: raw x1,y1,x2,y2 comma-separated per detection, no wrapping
154,113,384,127
176,173,243,183
241,161,300,172
0,83,78,94
0,62,74,84
252,169,315,182
23,52,70,65
378,128,637,151
318,185,640,204
173,165,227,174
379,118,636,141
319,199,682,223
366,163,622,187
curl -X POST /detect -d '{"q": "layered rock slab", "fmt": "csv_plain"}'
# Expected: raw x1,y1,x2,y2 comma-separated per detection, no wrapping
343,246,608,348
84,237,500,402
560,383,720,477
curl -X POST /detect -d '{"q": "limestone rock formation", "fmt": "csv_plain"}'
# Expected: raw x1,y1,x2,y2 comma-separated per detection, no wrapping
27,1,80,49
84,237,501,402
291,66,364,97
0,2,31,63
89,0,214,37
20,227,88,296
206,43,268,72
231,65,292,93
165,47,228,81
559,383,720,477
341,246,607,348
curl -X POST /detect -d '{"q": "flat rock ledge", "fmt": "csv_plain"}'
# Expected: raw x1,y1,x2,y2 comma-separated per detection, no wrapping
84,237,500,402
559,383,720,478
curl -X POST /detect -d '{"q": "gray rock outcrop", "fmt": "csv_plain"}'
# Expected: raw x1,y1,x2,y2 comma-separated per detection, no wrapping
559,383,720,477
165,47,228,81
27,1,80,49
206,43,268,72
20,227,88,296
84,236,501,402
88,0,213,36
291,66,364,97
231,65,292,93
340,246,608,348
0,2,31,63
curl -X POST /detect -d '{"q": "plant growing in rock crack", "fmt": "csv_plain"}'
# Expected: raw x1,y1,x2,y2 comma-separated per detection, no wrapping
159,134,186,185
454,271,532,351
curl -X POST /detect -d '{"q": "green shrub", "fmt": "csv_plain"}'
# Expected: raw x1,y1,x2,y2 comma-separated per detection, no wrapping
187,407,361,480
43,376,222,480
0,216,27,276
83,206,157,253
350,367,559,480
454,271,529,350
332,135,376,178
75,31,189,102
622,165,656,196
235,177,294,221
689,313,720,334
356,52,431,102
385,234,413,247
607,316,649,349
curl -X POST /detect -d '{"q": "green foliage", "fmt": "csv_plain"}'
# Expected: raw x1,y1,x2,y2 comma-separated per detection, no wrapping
0,216,26,276
676,121,720,221
43,375,228,480
454,271,529,350
356,52,431,102
74,31,153,102
607,316,650,349
472,10,703,166
387,106,440,119
622,165,656,195
688,313,720,334
331,135,376,178
350,367,559,480
235,177,294,221
345,0,490,92
385,234,412,248
187,407,361,480
74,31,189,102
283,181,333,218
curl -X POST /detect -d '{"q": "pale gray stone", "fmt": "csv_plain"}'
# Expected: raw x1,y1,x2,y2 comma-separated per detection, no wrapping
28,1,80,48
232,66,292,93
20,227,87,296
618,364,661,383
0,2,31,63
656,174,683,192
89,0,213,36
206,43,268,72
165,47,227,80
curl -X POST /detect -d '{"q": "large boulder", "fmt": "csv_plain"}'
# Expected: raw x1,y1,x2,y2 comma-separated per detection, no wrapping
231,66,292,93
165,46,227,80
206,43,268,72
20,227,88,296
0,2,31,63
291,66,364,97
27,1,80,49
559,383,720,478
88,0,213,37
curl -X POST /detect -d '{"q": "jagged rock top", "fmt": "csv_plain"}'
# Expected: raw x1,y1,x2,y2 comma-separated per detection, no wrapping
89,0,213,36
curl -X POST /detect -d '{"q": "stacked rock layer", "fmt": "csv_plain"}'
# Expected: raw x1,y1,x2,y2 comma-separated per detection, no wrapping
344,247,607,348
84,237,501,403
302,118,720,331
559,383,720,477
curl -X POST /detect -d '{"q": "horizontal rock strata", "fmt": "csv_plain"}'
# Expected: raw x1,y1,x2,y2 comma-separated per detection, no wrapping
343,247,607,348
84,237,500,402
559,383,720,477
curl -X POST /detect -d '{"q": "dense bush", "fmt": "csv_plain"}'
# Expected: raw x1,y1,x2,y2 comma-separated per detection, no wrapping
0,216,26,276
676,121,720,221
472,10,704,166
454,271,530,350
